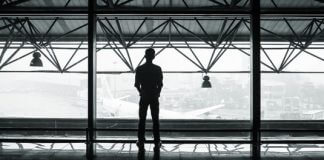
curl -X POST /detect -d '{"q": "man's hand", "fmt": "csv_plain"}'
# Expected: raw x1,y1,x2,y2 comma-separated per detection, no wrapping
135,85,141,96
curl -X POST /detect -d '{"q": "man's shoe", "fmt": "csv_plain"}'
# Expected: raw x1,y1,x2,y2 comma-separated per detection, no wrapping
137,148,145,160
153,141,161,152
136,140,145,151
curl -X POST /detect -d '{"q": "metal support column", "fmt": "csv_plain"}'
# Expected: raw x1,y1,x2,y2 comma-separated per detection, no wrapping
87,0,97,159
250,0,261,159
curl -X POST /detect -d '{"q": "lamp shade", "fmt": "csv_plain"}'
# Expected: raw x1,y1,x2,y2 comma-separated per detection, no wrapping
30,52,43,67
202,75,212,88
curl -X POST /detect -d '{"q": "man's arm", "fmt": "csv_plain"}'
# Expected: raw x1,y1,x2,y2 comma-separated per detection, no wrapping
157,67,163,97
134,69,141,95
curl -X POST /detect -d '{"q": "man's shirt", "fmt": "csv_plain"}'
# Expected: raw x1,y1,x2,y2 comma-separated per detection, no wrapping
135,63,163,98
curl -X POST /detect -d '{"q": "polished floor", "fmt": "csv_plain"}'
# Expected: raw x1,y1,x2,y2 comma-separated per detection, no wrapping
1,142,324,160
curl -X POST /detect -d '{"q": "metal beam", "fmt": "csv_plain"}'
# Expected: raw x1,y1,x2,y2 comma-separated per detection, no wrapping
1,7,324,16
5,18,61,70
104,17,124,45
0,23,15,64
0,7,88,15
261,47,278,72
116,0,134,7
261,8,324,16
171,44,206,71
126,17,147,47
1,0,30,7
0,18,21,31
207,19,243,71
87,0,96,158
96,8,250,16
64,56,87,71
43,23,88,46
250,0,260,159
98,20,134,71
172,20,214,47
195,18,214,46
127,19,169,46
1,49,34,67
279,20,324,71
0,41,25,70
115,17,134,70
231,44,277,72
63,41,84,71
4,70,324,74
171,20,206,72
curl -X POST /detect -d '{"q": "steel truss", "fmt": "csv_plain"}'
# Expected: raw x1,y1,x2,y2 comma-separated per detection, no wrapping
0,16,88,72
3,16,252,73
2,17,324,73
258,18,324,73
0,0,31,7
97,17,251,73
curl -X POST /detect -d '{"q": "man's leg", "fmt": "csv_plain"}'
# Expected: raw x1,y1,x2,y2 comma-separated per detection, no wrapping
150,98,160,147
138,97,149,145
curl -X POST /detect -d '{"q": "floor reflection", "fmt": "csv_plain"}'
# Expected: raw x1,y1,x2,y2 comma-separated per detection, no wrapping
137,149,145,160
4,142,324,160
137,149,160,160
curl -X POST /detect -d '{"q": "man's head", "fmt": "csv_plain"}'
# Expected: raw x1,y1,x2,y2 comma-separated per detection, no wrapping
145,48,155,62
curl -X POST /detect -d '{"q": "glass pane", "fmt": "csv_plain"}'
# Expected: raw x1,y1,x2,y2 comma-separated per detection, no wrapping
0,73,87,118
0,73,87,138
261,74,324,120
0,16,88,139
96,16,250,141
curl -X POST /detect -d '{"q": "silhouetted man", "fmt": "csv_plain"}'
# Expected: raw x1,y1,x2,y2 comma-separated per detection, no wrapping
135,48,163,151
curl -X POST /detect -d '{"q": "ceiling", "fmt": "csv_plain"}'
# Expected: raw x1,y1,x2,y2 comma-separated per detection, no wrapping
0,0,324,42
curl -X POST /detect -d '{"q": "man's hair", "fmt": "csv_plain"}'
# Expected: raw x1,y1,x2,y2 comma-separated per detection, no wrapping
145,48,155,59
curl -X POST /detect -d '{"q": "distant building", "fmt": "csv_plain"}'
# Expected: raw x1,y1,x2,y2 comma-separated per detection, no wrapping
262,81,285,112
302,110,324,120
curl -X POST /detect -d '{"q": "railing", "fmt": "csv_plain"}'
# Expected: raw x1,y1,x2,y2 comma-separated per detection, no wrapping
1,118,324,144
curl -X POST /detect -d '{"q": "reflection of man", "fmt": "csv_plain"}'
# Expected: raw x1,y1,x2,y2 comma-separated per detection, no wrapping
134,48,163,151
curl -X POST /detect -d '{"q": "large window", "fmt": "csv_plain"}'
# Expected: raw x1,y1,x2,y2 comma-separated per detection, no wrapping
262,74,324,120
95,16,251,141
0,73,87,118
0,16,88,138
260,17,324,147
260,18,324,120
96,17,250,121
